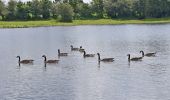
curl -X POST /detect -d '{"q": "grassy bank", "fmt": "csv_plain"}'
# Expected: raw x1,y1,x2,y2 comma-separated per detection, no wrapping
1,18,170,28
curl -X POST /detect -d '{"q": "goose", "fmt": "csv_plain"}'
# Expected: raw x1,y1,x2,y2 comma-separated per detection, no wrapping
42,55,59,63
97,53,114,62
83,51,95,57
127,54,142,61
58,49,68,56
140,50,156,57
16,56,34,64
79,46,85,52
70,45,79,51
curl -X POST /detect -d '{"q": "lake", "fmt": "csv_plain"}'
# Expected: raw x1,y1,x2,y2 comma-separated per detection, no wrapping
0,24,170,100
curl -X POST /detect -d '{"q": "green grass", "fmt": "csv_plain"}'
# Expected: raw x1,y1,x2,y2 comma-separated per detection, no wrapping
1,18,170,28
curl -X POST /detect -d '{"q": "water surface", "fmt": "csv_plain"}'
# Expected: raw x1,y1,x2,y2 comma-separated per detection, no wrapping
0,25,170,100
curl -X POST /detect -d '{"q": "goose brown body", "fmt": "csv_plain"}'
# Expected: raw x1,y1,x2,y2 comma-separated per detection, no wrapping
140,51,156,57
20,60,34,63
58,49,68,56
16,56,34,64
83,51,95,57
70,45,79,51
42,55,59,63
97,53,114,62
127,54,142,61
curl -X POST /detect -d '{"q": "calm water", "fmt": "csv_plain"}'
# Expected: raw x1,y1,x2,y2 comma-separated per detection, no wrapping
0,25,170,100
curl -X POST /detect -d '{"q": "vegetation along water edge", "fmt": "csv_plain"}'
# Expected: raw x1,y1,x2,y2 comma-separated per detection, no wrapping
1,18,170,28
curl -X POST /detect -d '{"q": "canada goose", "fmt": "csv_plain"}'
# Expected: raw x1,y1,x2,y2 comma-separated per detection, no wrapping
79,46,85,52
58,49,68,56
42,55,59,63
83,51,95,57
140,50,156,57
70,45,79,51
97,53,114,62
16,56,34,64
127,54,142,61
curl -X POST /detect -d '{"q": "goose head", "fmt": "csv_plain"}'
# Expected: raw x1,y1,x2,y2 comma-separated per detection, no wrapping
127,54,130,57
42,55,47,62
83,51,86,56
140,50,144,57
16,56,20,58
58,49,60,55
16,56,21,63
42,55,46,58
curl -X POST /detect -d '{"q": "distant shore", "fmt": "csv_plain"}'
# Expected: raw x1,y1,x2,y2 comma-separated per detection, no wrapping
1,18,170,28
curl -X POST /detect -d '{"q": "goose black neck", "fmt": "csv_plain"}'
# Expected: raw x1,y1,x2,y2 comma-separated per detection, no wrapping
83,51,86,57
58,49,60,56
97,53,100,61
71,46,73,49
43,56,47,62
17,56,21,63
128,54,130,61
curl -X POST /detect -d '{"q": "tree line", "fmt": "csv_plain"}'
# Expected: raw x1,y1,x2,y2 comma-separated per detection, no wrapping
0,0,170,22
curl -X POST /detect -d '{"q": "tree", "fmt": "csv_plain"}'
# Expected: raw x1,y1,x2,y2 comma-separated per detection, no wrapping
16,1,30,20
41,0,52,19
139,0,170,18
0,0,7,20
56,3,74,22
30,0,42,19
7,0,17,20
104,0,132,18
91,0,104,18
132,0,146,19
75,3,92,19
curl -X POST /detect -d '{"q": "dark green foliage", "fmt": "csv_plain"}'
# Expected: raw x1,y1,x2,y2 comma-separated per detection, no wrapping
75,3,92,19
6,0,17,20
132,0,146,19
91,0,104,18
56,3,74,22
104,0,133,18
16,1,30,20
30,0,42,20
0,0,7,20
41,0,52,19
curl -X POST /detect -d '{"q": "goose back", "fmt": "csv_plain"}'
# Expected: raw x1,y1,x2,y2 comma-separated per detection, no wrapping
97,53,114,62
71,45,79,51
127,54,142,61
145,52,156,57
42,55,59,64
16,56,34,64
83,51,95,57
140,50,156,57
58,49,68,56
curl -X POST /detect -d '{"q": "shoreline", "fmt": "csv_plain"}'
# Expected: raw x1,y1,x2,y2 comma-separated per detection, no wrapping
1,18,170,28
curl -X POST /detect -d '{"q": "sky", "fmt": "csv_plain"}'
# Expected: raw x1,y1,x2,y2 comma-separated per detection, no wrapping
3,0,91,3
